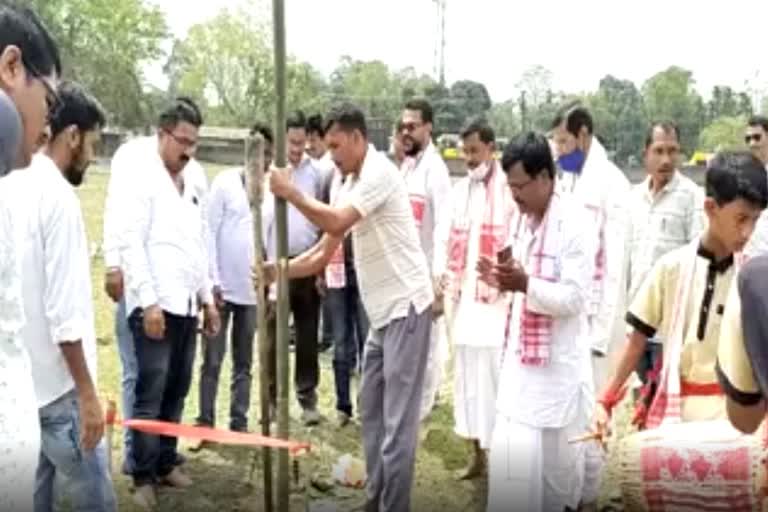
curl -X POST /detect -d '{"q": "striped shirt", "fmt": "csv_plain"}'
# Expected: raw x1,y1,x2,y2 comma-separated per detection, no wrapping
628,172,705,300
339,145,433,329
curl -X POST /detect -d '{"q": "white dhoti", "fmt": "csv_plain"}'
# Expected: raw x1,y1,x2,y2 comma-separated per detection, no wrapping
0,341,41,511
487,413,585,512
420,317,448,421
453,345,501,448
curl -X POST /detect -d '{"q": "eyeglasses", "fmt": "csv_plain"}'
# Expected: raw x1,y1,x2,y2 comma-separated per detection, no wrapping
163,129,198,149
508,178,537,192
21,56,62,121
400,121,423,133
745,133,763,144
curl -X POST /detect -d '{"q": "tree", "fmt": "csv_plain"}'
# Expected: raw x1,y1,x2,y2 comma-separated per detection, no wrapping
487,100,520,138
698,115,747,151
642,66,705,153
174,8,328,127
449,80,492,120
516,65,554,108
329,57,401,121
32,0,168,128
588,75,648,164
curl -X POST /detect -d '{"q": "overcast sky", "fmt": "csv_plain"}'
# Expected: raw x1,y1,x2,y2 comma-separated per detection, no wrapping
148,0,768,103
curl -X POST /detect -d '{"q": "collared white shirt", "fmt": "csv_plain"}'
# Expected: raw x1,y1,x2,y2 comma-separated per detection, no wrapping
340,145,434,329
261,157,322,259
628,171,705,300
401,140,452,270
4,154,97,408
208,168,256,305
103,135,209,270
120,145,213,317
497,196,594,428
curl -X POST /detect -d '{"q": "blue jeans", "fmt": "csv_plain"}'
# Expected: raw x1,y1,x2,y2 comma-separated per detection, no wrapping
326,284,369,416
35,389,117,512
115,298,137,473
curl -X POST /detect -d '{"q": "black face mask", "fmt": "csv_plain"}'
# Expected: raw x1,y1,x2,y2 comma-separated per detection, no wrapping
0,89,22,177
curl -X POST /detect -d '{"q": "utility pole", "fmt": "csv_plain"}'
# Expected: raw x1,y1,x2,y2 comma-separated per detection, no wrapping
432,0,446,87
271,1,291,511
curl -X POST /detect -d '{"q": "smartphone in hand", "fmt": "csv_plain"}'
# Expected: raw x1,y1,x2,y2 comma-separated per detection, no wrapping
497,246,512,264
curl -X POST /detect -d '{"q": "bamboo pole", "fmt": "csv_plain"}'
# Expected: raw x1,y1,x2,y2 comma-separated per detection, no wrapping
245,135,273,512
271,1,291,510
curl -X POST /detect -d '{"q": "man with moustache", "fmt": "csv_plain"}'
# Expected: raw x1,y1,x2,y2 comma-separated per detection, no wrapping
261,110,325,425
628,122,704,387
433,118,516,479
0,4,61,509
399,99,452,420
4,82,117,511
741,116,768,259
119,97,221,508
102,97,210,475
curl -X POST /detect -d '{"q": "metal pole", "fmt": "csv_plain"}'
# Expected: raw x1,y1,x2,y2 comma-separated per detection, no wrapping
245,136,273,512
271,1,291,511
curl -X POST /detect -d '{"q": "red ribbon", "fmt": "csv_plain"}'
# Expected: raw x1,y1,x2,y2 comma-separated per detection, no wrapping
124,419,311,455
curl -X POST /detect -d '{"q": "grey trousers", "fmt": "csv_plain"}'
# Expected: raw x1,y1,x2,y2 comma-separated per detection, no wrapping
360,303,432,512
197,301,257,431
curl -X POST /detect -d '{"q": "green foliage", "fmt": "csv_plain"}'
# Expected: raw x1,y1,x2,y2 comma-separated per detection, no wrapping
33,0,168,128
698,115,747,152
642,66,705,154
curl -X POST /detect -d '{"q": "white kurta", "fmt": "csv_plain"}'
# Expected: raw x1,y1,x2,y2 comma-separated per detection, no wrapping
402,140,453,420
488,195,594,512
0,183,39,511
444,177,509,448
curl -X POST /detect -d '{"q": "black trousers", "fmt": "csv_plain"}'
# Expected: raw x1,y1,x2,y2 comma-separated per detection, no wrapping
129,308,198,486
266,275,320,411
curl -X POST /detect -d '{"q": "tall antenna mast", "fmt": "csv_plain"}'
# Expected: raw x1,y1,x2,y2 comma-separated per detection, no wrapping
432,0,446,86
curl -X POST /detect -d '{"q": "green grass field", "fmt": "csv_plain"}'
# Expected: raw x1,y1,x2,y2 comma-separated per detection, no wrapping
79,165,495,511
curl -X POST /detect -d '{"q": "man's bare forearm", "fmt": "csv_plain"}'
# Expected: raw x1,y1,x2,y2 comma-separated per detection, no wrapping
287,189,346,236
60,341,98,401
601,330,647,395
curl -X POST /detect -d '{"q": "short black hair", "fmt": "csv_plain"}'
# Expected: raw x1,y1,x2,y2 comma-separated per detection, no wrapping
250,122,273,145
306,113,324,137
644,121,680,149
706,151,768,209
323,103,367,138
158,96,203,130
461,117,495,145
0,4,61,80
551,103,593,136
49,81,106,139
748,115,768,133
501,131,556,180
404,98,433,125
286,110,306,132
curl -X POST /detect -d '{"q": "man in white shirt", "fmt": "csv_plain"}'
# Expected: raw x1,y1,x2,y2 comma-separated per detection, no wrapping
400,98,452,420
433,119,517,480
5,82,117,511
482,132,594,512
306,113,336,352
119,97,220,508
0,6,61,508
261,111,325,425
102,100,209,475
550,105,631,508
261,103,434,512
194,123,273,438
741,116,768,259
628,122,704,386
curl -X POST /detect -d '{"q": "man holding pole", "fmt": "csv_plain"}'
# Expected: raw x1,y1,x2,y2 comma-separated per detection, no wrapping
257,103,433,512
